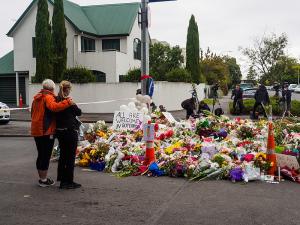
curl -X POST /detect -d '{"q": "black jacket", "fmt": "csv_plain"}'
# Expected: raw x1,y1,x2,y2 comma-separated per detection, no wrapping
56,102,82,131
254,85,270,104
282,89,292,103
231,89,243,101
181,98,195,111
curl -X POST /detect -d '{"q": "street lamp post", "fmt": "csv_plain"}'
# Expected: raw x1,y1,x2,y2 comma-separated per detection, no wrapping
141,0,149,95
140,0,176,95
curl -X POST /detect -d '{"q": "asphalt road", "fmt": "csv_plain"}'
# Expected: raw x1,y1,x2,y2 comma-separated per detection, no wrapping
1,137,300,225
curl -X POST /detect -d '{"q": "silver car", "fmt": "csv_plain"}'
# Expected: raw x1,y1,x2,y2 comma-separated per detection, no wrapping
243,88,257,99
0,102,10,124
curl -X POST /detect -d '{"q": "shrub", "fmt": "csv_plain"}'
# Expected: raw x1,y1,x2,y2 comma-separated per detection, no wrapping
120,68,141,82
229,97,300,116
165,68,192,82
62,67,96,83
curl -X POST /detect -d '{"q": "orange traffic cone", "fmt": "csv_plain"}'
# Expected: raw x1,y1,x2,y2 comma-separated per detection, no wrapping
19,94,23,108
266,120,277,175
144,121,156,166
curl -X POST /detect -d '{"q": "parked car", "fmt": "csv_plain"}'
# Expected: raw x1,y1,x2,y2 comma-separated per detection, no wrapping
265,86,272,91
294,85,300,93
0,102,10,124
243,88,257,99
288,84,298,92
240,83,254,91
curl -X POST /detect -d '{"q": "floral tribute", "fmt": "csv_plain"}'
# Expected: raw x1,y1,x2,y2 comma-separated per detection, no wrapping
63,105,300,184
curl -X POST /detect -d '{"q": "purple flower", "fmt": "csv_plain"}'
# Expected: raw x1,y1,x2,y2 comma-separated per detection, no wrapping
229,167,244,182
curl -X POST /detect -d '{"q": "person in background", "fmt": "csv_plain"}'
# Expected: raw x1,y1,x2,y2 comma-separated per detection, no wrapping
181,97,196,119
159,105,167,112
197,100,210,114
31,79,72,187
56,81,82,189
231,84,244,115
273,82,280,97
281,83,292,116
252,84,270,118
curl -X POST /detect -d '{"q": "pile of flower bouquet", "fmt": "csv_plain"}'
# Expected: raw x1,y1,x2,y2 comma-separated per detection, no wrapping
74,113,300,183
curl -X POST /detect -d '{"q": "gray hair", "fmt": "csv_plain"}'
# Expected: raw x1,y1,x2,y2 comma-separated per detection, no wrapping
42,79,55,91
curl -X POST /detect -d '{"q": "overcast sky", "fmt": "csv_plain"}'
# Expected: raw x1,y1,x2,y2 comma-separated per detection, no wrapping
0,0,299,75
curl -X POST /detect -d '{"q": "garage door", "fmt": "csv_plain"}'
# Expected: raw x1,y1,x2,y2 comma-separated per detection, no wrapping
0,76,26,105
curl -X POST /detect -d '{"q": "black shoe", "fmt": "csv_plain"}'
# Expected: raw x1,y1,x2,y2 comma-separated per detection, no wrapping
60,182,81,189
38,178,55,187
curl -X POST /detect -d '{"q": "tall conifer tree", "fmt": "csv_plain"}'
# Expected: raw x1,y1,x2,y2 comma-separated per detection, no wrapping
52,0,67,82
186,15,200,84
35,0,52,82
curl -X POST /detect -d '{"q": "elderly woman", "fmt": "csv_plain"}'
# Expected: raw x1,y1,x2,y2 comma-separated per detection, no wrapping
31,79,73,187
56,81,82,189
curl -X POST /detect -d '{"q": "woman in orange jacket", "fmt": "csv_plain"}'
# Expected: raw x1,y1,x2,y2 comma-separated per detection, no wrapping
31,79,73,187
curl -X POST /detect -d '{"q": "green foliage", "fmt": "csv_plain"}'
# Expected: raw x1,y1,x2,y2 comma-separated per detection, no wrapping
165,68,191,82
35,0,52,82
62,67,96,83
121,68,141,82
186,15,200,84
200,49,230,95
229,98,300,116
224,56,242,88
52,0,67,83
246,65,257,81
149,43,184,80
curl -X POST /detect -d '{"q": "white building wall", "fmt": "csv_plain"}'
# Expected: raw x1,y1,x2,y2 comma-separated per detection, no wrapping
29,82,205,113
13,2,38,76
128,16,142,69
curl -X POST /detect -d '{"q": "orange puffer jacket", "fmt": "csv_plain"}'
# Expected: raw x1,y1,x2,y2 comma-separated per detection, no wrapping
31,89,71,137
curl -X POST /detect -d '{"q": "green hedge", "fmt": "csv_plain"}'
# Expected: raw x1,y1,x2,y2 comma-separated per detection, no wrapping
62,67,96,83
165,68,192,82
229,98,300,116
120,69,140,82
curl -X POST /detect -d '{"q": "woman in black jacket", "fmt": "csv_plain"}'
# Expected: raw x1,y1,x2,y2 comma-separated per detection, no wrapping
56,81,82,189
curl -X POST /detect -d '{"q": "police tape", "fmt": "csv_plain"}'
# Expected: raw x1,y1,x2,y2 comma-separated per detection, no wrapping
0,98,135,112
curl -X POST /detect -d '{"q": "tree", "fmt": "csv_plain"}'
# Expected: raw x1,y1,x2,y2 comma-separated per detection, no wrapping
52,0,67,83
242,33,288,83
224,56,242,88
35,0,52,82
200,49,230,95
246,65,257,81
186,15,200,84
149,42,183,80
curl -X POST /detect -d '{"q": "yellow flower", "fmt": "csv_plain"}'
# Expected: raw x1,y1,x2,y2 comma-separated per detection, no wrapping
164,141,183,155
78,159,89,167
255,152,266,160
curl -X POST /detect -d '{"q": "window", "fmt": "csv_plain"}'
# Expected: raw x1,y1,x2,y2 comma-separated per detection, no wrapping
32,37,36,58
102,39,120,51
133,38,141,60
81,36,96,52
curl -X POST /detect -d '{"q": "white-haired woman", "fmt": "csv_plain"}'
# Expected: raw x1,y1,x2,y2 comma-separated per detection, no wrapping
31,79,73,187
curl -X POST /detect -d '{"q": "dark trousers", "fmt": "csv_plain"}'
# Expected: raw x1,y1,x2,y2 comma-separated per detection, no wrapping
252,102,267,118
34,135,55,171
57,130,78,183
186,108,194,119
233,99,243,114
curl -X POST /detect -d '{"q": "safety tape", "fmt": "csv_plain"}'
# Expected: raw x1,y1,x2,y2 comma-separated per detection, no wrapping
0,98,135,112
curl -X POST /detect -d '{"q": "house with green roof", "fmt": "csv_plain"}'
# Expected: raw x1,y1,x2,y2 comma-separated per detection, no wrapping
0,0,142,104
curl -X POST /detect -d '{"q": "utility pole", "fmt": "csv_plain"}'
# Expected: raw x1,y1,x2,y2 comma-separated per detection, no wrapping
141,0,149,95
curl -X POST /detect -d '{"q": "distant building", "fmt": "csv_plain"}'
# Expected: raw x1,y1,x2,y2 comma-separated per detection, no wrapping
0,0,142,104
